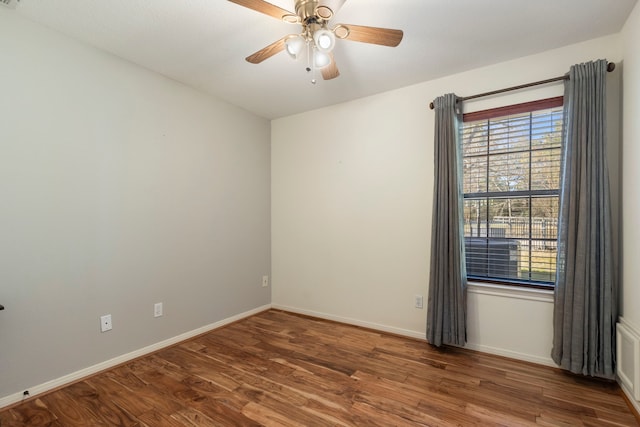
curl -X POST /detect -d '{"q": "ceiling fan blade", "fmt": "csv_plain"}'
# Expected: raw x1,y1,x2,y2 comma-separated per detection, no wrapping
339,24,403,47
245,37,287,64
321,53,340,80
228,0,296,21
318,0,347,15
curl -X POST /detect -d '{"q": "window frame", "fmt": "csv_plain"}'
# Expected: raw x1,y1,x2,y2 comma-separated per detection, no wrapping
461,96,564,290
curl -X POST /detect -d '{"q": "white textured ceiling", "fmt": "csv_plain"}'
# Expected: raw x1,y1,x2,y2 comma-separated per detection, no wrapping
11,0,637,119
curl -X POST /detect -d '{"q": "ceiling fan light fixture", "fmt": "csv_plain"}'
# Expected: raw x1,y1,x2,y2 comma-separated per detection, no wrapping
285,35,305,59
313,29,335,53
230,0,404,82
313,50,331,68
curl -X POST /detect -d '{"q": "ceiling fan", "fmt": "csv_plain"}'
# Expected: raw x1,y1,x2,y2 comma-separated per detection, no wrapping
228,0,403,83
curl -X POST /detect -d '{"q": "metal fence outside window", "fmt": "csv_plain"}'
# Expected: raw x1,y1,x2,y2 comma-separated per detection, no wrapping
464,216,558,250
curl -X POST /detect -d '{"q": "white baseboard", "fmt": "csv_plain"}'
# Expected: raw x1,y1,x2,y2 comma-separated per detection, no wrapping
273,304,558,368
0,304,272,410
620,381,640,417
617,318,640,418
617,318,640,402
464,342,557,367
271,304,426,340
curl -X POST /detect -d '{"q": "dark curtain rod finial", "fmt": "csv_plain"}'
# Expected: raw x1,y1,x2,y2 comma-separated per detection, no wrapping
429,61,616,110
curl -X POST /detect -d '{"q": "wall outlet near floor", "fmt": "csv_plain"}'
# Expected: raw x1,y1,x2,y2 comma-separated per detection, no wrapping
154,302,163,318
415,295,424,309
100,314,112,332
262,275,269,287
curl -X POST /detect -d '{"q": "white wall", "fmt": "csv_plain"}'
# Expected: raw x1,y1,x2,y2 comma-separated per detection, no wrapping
619,4,640,411
272,35,623,365
0,10,271,401
622,0,640,337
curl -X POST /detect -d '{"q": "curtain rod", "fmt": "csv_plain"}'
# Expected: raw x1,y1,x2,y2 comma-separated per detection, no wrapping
429,62,615,110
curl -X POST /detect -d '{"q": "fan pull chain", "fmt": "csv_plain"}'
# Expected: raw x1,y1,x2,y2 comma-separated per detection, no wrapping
304,42,317,84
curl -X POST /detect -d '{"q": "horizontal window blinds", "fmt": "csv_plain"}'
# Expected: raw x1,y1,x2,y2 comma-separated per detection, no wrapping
461,103,563,286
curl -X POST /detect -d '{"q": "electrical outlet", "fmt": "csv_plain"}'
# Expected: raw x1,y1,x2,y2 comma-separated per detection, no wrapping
415,295,424,309
154,302,163,318
262,275,269,287
100,314,112,332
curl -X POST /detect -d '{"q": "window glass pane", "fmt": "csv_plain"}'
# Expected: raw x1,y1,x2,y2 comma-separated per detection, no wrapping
463,156,487,194
488,152,529,193
464,237,520,281
532,110,563,149
488,114,530,154
462,121,488,156
488,197,530,236
525,239,556,282
531,197,559,225
463,199,487,238
531,196,559,283
531,148,561,191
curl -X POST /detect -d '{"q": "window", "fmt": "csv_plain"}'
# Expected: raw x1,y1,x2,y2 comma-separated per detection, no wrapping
461,97,563,288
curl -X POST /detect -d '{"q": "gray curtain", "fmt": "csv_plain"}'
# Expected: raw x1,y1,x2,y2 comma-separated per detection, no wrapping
426,93,467,347
552,59,617,378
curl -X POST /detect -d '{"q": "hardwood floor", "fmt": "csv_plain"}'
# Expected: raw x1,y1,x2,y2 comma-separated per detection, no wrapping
1,310,638,426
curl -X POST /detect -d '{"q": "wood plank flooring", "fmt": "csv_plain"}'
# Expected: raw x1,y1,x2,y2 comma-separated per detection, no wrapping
1,310,638,426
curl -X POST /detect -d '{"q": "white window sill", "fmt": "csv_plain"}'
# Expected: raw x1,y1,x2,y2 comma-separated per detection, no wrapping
467,281,554,303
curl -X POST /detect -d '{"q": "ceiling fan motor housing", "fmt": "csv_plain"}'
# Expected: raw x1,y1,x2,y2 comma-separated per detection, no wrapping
295,0,332,24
